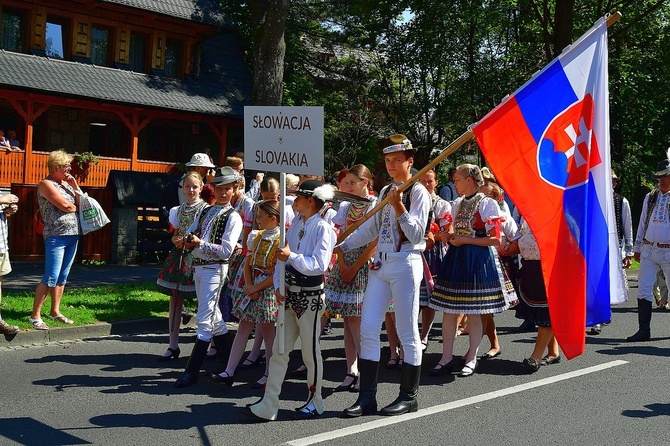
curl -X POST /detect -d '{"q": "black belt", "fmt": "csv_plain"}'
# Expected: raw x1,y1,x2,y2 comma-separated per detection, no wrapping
286,265,323,287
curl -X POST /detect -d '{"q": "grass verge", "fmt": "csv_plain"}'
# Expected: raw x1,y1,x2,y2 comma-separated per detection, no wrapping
1,282,170,330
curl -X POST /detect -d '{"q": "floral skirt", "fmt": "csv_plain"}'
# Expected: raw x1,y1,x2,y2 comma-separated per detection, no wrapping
232,270,278,324
156,247,197,300
218,247,244,323
325,248,368,317
429,244,513,314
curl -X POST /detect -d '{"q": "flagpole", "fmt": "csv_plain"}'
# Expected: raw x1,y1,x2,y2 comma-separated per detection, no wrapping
337,129,474,244
278,172,286,355
606,11,621,27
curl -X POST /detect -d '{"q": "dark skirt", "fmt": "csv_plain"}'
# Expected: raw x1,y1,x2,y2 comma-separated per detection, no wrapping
429,243,510,314
515,259,551,327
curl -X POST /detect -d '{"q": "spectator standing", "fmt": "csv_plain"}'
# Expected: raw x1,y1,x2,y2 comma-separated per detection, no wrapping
30,150,81,330
0,190,19,335
438,168,458,203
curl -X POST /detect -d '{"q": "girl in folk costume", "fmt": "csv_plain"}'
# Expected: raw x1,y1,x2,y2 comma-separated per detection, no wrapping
217,157,255,324
325,165,377,392
479,168,518,360
428,164,514,378
340,135,431,418
173,167,244,388
212,199,281,389
230,176,296,372
418,169,452,352
156,172,208,362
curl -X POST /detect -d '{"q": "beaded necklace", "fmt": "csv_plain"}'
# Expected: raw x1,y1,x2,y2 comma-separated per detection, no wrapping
177,200,205,235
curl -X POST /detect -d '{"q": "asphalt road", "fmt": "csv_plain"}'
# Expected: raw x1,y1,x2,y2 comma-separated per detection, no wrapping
1,274,670,446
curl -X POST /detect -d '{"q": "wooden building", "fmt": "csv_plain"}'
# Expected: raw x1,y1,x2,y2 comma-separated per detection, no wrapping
0,0,252,262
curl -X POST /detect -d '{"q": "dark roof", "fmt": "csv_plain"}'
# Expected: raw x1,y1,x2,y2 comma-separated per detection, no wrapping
99,0,230,27
107,170,181,206
0,45,252,117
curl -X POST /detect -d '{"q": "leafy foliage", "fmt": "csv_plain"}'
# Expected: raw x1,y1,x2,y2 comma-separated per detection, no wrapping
220,0,669,195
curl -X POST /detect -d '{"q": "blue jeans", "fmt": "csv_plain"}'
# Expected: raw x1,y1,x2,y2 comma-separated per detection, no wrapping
42,235,79,287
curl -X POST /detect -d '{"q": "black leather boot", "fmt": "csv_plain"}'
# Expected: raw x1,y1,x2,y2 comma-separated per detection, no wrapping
174,339,209,388
380,362,420,416
342,359,378,417
213,332,234,364
626,299,652,342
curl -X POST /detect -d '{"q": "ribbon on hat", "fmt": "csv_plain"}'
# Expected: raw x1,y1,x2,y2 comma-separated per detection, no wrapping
382,139,413,154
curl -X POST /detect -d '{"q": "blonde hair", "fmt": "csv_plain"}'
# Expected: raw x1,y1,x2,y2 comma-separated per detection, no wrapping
183,171,204,186
47,150,74,173
285,174,299,189
457,164,485,187
261,177,280,195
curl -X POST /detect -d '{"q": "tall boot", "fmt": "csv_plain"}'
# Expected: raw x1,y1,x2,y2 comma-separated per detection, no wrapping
626,299,652,342
174,339,209,388
380,362,420,416
342,359,378,417
213,332,234,365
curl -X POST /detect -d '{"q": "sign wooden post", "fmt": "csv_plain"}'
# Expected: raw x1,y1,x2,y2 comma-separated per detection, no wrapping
245,106,324,354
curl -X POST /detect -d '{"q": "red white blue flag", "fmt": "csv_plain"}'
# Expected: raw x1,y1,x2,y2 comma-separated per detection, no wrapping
473,18,626,359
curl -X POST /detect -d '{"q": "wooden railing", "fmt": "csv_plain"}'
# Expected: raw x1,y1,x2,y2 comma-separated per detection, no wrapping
2,152,176,188
0,151,25,186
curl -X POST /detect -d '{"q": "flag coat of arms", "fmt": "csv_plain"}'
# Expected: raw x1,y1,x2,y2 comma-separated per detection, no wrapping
473,18,626,359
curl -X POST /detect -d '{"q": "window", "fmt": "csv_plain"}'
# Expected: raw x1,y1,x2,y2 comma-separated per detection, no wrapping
1,9,23,52
164,41,181,78
129,34,146,72
45,19,66,59
91,27,110,66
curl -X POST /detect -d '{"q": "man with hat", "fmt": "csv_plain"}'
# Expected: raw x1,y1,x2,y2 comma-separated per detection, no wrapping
174,166,243,387
159,153,216,229
338,134,430,417
627,152,670,342
588,169,633,335
244,179,336,421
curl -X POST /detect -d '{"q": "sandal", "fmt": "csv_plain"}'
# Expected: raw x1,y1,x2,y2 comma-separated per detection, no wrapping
48,314,74,325
29,317,49,330
455,360,477,377
0,320,19,335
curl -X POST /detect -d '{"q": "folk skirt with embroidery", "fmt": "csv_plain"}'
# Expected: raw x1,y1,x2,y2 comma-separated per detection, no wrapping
232,270,278,324
515,259,551,327
429,244,513,314
325,247,369,317
156,247,197,300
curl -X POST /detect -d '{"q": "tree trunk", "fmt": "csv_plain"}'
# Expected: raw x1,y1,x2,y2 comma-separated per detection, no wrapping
553,0,575,56
250,0,291,106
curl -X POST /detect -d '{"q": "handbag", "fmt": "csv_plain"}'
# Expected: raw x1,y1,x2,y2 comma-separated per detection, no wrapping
33,209,44,235
76,190,110,235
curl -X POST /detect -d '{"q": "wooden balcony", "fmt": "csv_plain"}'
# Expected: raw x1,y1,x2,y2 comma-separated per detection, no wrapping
1,152,176,188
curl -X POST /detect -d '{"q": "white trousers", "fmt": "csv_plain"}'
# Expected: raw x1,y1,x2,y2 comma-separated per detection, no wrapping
194,265,228,341
637,244,670,302
250,294,325,421
360,251,422,366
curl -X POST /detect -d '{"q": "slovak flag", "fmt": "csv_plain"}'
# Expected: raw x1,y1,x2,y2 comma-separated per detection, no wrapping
473,17,626,360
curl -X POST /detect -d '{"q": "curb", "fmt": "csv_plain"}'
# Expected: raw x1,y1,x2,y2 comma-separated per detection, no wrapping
1,317,171,347
1,317,239,348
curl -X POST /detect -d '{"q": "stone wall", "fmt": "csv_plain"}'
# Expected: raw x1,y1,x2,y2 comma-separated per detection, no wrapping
111,206,138,265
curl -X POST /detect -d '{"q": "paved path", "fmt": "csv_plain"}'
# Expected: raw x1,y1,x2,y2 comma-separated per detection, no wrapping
4,261,163,292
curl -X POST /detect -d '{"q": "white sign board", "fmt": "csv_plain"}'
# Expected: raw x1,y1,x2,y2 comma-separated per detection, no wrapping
244,106,324,175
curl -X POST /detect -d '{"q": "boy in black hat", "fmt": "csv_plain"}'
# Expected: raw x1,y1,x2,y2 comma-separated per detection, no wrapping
244,179,336,420
174,167,244,387
627,151,670,342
